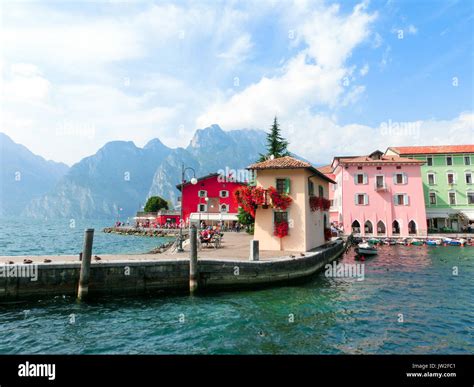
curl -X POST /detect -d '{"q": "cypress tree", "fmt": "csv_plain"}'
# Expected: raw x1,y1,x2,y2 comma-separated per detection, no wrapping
258,117,290,162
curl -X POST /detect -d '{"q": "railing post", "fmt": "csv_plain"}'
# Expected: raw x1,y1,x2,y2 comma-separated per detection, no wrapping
189,225,198,294
77,228,94,300
250,239,259,261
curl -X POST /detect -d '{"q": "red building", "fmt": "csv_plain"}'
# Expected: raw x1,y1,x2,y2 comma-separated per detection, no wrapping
156,210,181,227
177,173,246,226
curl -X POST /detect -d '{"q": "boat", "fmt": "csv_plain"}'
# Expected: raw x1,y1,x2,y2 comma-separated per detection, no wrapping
367,238,381,245
443,238,466,246
426,239,441,246
355,242,378,256
410,239,424,246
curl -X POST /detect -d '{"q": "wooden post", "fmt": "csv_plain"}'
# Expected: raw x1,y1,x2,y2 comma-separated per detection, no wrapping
77,228,94,300
250,240,259,261
189,225,198,294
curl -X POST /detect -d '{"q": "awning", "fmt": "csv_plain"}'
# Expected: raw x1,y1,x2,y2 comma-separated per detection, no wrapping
189,212,238,221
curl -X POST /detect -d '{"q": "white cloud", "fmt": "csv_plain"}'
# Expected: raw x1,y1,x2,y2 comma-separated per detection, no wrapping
359,63,369,76
217,34,253,64
197,2,377,130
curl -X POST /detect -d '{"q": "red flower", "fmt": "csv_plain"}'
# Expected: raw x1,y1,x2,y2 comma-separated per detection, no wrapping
267,186,292,210
274,221,289,238
309,196,330,212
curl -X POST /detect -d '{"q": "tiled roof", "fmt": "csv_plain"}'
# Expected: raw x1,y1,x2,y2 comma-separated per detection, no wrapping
247,156,335,183
317,165,334,174
341,155,424,165
248,156,313,170
389,145,474,155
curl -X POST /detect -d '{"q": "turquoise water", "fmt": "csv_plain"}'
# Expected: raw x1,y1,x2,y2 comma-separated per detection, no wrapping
0,218,171,256
0,219,472,354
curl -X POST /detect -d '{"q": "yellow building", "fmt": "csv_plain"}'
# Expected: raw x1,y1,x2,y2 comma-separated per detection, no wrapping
247,156,335,252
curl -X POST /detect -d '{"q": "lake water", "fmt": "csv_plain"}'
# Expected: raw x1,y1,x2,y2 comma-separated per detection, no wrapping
0,218,472,354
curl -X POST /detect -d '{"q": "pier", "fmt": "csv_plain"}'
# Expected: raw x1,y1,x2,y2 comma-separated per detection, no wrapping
102,226,186,237
0,233,345,301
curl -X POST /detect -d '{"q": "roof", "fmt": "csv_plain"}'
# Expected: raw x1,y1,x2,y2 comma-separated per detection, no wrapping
176,173,219,191
340,154,424,165
388,145,474,155
317,165,334,174
247,156,336,184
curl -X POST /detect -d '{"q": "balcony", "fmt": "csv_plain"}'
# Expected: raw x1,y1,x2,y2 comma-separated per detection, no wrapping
374,182,387,191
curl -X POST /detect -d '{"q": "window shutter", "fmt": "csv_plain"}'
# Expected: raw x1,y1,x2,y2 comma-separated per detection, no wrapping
285,178,291,194
393,195,398,206
393,174,397,185
453,173,457,184
354,174,358,184
364,194,369,205
363,173,368,184
403,173,408,184
355,194,358,205
404,194,409,206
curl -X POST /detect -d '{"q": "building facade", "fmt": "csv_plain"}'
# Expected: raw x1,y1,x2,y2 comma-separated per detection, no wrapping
386,145,474,231
177,173,245,226
323,150,427,237
248,156,334,251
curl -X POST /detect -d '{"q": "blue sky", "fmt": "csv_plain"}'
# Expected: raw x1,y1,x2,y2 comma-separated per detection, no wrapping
1,0,473,165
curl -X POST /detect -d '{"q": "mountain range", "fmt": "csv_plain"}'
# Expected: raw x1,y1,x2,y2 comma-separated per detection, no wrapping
1,125,267,219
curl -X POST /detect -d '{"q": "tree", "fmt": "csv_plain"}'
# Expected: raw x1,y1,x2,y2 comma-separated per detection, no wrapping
144,196,169,212
259,116,290,162
237,207,255,234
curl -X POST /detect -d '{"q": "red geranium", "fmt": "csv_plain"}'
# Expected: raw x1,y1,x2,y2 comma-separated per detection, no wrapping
233,186,266,218
267,186,292,210
309,196,331,212
274,220,289,238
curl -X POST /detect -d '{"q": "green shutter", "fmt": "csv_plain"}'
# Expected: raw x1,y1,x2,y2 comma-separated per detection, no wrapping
285,178,290,194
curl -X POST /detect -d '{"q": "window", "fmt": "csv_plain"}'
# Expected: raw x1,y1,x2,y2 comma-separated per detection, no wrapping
276,178,290,194
396,166,401,170
465,156,471,166
330,200,334,207
220,204,229,213
429,192,437,205
308,181,314,196
355,193,368,205
408,220,417,235
219,190,229,198
468,192,474,204
355,173,367,184
394,194,409,206
198,190,207,198
427,156,433,166
392,220,400,235
377,221,386,236
394,173,405,185
466,172,472,184
446,156,453,166
449,192,456,205
376,167,382,170
357,166,363,170
274,211,288,224
351,220,360,233
364,220,373,234
375,175,385,189
318,185,324,197
198,204,207,212
428,173,435,185
447,173,455,184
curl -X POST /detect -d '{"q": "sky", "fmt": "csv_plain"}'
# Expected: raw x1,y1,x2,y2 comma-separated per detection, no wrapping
1,0,473,166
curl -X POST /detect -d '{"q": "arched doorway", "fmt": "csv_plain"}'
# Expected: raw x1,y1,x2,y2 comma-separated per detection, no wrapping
365,220,373,235
351,220,360,233
408,220,417,235
392,220,400,235
377,221,386,236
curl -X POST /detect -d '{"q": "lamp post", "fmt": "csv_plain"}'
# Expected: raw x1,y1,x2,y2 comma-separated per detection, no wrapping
178,163,197,252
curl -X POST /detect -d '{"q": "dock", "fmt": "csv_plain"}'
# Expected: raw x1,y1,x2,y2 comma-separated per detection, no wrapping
0,233,345,301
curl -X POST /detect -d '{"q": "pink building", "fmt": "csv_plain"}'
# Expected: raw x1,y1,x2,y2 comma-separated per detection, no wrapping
321,150,427,237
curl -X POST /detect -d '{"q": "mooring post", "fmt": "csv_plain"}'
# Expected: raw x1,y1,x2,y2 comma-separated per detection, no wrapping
189,225,198,294
77,228,94,300
250,239,259,261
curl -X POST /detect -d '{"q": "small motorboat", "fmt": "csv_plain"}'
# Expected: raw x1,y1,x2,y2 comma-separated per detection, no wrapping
367,238,381,245
426,239,441,246
355,242,378,256
443,238,466,246
410,239,424,246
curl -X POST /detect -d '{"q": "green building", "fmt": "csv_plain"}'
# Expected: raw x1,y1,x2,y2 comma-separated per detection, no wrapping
386,145,474,232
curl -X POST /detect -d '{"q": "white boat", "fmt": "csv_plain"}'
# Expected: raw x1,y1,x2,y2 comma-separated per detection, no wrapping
355,242,378,256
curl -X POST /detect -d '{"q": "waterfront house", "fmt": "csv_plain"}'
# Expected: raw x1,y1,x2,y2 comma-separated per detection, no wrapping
177,173,246,227
247,156,334,251
321,150,427,237
386,145,474,232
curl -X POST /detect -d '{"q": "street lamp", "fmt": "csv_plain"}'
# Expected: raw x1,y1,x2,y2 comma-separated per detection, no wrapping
177,163,197,252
